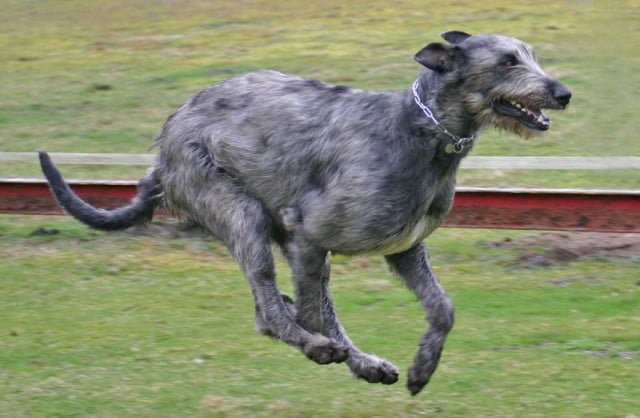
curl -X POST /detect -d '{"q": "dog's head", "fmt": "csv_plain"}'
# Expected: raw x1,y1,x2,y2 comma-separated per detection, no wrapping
414,31,571,137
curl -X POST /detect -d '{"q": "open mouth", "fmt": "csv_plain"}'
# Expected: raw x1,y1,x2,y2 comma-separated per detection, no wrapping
492,99,550,131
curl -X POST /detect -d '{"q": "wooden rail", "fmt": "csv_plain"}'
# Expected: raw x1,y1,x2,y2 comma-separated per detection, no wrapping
1,178,638,232
3,153,640,170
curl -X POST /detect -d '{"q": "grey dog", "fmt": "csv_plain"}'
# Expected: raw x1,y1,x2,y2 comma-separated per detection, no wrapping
39,31,571,395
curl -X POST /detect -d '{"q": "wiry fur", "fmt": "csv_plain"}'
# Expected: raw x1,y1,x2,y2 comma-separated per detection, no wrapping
39,31,570,395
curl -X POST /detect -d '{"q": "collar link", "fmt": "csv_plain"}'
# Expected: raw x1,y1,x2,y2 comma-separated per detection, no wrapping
411,78,475,154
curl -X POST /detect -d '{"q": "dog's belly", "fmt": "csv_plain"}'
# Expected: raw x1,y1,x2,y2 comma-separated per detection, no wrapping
375,214,442,255
317,212,446,256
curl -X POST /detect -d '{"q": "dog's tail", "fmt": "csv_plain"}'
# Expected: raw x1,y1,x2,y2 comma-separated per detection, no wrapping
38,150,162,231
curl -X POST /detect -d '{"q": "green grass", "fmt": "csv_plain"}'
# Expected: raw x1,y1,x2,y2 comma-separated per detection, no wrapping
0,0,638,188
1,215,639,417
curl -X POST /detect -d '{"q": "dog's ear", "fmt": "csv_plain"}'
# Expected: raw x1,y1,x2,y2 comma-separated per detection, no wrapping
441,31,472,44
413,43,458,72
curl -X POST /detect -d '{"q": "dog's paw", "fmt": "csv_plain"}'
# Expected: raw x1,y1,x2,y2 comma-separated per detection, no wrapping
350,354,399,385
407,363,433,396
405,334,445,395
406,348,441,395
303,338,349,364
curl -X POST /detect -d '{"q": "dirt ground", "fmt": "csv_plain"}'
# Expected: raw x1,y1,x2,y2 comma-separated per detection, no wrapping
133,225,640,268
140,225,640,271
31,222,640,270
485,231,640,268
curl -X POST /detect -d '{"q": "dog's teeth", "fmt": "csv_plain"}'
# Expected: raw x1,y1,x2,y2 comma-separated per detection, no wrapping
537,114,550,126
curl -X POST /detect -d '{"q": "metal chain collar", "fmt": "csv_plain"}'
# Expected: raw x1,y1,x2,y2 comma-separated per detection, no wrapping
411,79,475,154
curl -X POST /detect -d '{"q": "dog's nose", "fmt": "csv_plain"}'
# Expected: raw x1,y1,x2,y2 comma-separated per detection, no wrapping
553,85,572,107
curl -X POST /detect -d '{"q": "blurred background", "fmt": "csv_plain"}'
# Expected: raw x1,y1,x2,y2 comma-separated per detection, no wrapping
1,0,638,187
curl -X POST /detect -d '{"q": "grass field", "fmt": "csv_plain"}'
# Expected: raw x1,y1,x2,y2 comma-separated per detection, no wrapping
1,216,639,417
1,1,639,417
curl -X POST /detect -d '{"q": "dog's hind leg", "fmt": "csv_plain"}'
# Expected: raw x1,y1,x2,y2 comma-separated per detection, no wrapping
318,261,400,385
203,184,348,365
385,242,455,395
284,236,399,384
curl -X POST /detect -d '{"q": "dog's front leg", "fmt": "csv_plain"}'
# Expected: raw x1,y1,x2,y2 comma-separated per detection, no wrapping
386,242,455,395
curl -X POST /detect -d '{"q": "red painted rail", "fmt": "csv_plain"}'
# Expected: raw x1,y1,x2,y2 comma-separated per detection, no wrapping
449,187,640,232
1,179,639,232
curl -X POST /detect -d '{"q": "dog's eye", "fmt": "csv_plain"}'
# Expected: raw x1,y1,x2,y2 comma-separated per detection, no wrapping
504,55,518,68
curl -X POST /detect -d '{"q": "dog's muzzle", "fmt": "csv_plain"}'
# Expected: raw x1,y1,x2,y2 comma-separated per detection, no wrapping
491,81,571,131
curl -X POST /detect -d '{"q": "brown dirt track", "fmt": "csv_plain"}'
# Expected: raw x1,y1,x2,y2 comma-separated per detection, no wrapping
486,232,640,268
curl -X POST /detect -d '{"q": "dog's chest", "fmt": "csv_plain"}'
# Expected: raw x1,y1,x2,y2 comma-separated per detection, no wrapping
374,178,456,255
